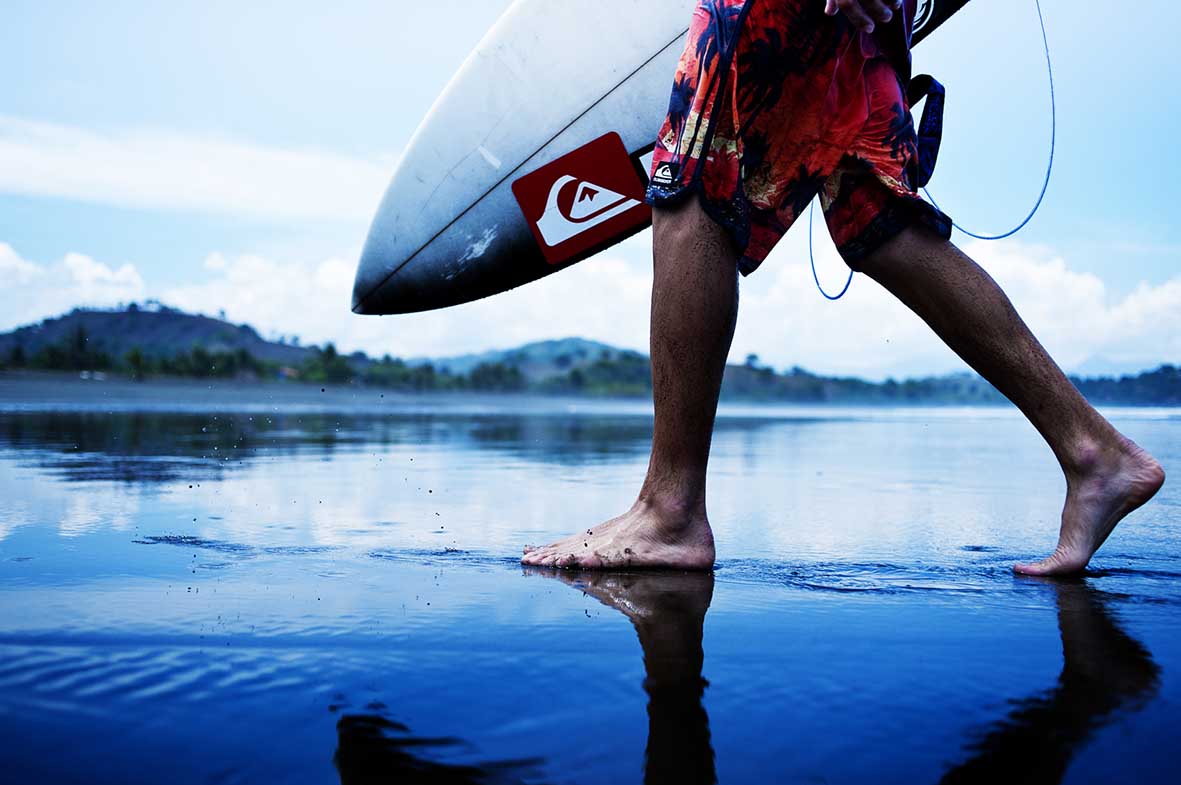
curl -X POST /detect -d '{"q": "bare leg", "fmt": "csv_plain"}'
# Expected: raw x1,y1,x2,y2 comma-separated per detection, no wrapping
860,227,1165,575
522,197,737,569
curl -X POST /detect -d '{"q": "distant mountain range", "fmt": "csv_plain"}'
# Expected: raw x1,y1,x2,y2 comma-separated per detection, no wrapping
1,305,1178,404
408,337,629,377
0,305,636,383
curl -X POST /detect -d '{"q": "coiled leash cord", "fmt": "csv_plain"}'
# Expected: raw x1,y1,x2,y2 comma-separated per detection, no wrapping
810,0,1056,299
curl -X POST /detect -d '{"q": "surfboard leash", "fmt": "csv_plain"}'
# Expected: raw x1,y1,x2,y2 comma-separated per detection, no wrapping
810,0,1056,300
808,202,853,301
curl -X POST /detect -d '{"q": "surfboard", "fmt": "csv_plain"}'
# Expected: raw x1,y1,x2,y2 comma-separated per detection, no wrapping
353,0,970,315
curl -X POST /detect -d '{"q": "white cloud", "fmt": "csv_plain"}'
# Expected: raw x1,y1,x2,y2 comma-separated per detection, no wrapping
159,235,654,360
161,252,371,349
0,115,391,223
1,242,44,284
732,232,1181,378
0,243,146,331
3,234,1178,379
63,252,143,289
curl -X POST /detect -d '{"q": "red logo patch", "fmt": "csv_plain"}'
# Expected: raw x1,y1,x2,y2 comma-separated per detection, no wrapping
512,132,652,265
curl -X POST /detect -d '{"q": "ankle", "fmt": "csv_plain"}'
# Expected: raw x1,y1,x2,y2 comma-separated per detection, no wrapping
632,491,707,528
1059,430,1124,480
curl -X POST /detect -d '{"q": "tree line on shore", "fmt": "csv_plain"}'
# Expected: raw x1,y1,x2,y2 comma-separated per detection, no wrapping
2,324,1179,404
0,325,531,391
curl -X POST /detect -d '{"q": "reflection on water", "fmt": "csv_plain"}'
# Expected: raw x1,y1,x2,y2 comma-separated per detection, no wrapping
942,580,1160,784
0,403,1178,783
531,572,1159,785
0,410,868,484
337,571,718,785
0,411,665,484
335,713,544,785
534,571,717,785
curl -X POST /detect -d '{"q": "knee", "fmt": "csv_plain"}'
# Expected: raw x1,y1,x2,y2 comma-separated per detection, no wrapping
652,196,740,262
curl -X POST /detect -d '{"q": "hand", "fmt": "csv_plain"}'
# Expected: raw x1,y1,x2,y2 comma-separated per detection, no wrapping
824,0,903,34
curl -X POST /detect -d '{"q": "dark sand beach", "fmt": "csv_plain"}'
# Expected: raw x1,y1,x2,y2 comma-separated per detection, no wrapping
0,376,1178,783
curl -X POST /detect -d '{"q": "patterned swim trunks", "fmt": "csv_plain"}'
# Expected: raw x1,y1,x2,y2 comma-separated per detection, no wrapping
646,0,952,274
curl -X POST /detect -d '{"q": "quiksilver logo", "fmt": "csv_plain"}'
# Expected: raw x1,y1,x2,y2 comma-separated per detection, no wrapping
511,131,651,264
534,176,641,248
914,0,934,32
651,161,680,187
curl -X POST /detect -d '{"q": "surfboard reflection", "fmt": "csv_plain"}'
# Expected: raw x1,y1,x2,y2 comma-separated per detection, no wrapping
940,578,1160,784
528,569,718,785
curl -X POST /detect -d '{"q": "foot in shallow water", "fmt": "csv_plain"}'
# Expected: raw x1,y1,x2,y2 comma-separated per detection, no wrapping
521,499,715,571
1015,436,1165,576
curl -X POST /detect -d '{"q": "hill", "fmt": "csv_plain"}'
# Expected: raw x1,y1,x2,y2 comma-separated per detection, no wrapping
411,337,628,379
0,303,311,367
1,305,1178,404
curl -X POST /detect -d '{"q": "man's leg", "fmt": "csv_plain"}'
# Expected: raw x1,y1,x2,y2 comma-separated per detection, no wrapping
860,226,1165,575
522,197,737,569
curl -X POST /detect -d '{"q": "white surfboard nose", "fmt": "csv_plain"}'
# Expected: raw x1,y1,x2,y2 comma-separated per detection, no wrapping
351,190,546,315
350,0,693,316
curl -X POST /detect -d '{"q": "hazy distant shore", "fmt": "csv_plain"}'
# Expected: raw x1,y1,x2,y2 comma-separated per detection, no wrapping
3,370,1178,417
0,370,667,415
5,307,1179,406
0,370,508,413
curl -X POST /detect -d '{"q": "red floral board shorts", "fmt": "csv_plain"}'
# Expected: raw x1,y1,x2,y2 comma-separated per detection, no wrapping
646,0,952,274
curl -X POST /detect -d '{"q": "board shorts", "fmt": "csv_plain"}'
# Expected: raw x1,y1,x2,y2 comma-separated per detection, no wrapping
646,0,952,274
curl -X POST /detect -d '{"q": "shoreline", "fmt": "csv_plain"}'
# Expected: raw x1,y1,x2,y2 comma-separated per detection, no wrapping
0,370,1176,416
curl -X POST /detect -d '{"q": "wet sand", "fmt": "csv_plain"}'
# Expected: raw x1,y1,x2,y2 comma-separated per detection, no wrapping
0,388,1178,783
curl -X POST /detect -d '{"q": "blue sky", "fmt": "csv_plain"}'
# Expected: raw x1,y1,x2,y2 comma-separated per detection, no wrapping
2,0,1178,378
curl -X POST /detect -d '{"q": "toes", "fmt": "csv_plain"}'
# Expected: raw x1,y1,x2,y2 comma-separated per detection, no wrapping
1014,550,1087,577
558,552,597,569
1013,561,1051,576
522,547,553,566
522,542,565,565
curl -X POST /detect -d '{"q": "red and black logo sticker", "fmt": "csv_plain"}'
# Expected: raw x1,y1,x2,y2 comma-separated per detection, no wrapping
512,132,652,265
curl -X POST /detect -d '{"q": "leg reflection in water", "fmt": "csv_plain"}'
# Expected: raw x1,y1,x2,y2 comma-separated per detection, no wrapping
530,569,717,785
942,579,1160,784
333,570,713,785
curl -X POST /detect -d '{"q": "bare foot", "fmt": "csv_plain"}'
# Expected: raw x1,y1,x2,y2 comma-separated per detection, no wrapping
1015,436,1165,576
521,499,715,570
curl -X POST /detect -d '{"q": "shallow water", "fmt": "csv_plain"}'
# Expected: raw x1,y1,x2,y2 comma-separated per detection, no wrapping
0,387,1178,784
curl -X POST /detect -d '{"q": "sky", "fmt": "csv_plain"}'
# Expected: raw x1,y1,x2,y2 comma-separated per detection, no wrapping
1,0,1178,379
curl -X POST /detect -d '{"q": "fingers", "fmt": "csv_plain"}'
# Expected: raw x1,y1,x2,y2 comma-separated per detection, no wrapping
831,0,898,33
834,0,877,33
861,0,896,24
